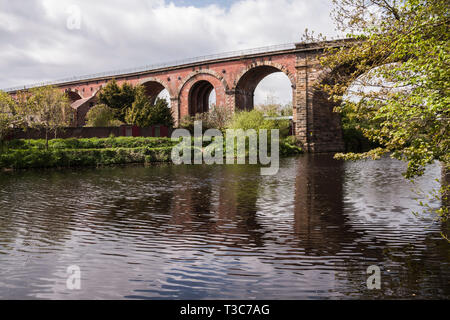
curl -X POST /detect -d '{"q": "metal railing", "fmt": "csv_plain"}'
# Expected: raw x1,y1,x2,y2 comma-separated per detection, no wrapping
3,42,297,92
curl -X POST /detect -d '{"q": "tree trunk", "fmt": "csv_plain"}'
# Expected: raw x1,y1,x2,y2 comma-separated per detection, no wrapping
45,129,49,151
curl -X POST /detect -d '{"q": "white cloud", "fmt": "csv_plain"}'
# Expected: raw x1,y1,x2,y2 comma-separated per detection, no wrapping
0,0,338,103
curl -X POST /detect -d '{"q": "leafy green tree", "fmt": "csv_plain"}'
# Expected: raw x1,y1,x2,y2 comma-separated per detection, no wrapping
126,85,174,128
320,0,449,224
0,90,23,153
85,104,123,127
98,79,136,122
323,0,449,176
26,86,74,149
125,85,153,127
149,98,174,127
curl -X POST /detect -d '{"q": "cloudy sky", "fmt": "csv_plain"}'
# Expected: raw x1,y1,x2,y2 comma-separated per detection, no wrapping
0,0,339,105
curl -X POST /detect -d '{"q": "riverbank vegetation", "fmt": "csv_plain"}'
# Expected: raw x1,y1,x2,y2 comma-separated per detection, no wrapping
0,86,74,151
0,137,176,169
0,133,302,170
1,84,301,170
321,0,449,228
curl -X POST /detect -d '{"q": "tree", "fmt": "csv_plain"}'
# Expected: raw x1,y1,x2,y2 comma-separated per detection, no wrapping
125,85,153,127
207,105,233,131
26,86,74,149
0,90,23,153
320,0,449,224
126,85,174,128
149,98,174,127
85,104,123,127
98,79,136,122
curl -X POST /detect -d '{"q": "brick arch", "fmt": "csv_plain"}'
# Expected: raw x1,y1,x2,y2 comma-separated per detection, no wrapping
177,72,228,120
232,61,296,90
66,90,83,102
139,76,174,104
232,61,296,111
177,69,230,99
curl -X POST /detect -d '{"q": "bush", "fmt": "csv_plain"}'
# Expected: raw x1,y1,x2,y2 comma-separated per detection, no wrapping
206,105,233,131
125,85,153,127
179,106,232,133
0,146,173,169
6,137,177,150
179,113,208,134
126,87,174,128
149,98,174,128
228,110,290,137
98,80,136,122
85,104,123,127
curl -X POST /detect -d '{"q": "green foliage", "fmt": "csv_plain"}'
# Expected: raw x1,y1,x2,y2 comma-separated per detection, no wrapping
98,79,136,122
280,103,293,117
256,102,294,117
322,0,449,180
0,146,173,169
125,86,174,127
340,109,381,152
85,104,122,127
228,110,290,138
125,85,152,127
280,137,303,156
0,90,23,153
321,0,449,229
148,98,174,127
6,136,177,150
25,86,74,149
0,134,302,170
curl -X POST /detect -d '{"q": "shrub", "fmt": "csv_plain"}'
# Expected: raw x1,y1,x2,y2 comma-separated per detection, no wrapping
149,98,174,128
206,105,233,131
85,104,123,127
228,110,290,137
0,146,174,169
125,85,153,127
6,137,177,150
98,79,136,122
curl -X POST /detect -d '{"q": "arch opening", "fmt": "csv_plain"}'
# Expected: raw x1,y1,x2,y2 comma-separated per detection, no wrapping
235,66,293,113
188,80,215,116
142,81,167,105
254,72,293,116
156,89,171,108
67,91,82,103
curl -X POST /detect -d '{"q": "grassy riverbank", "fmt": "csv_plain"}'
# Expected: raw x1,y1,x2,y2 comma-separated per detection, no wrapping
0,136,302,170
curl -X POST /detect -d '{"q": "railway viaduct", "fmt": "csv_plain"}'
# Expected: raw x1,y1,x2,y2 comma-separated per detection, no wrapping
6,40,354,152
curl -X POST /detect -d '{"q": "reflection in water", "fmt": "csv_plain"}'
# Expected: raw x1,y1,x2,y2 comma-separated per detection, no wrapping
0,155,448,299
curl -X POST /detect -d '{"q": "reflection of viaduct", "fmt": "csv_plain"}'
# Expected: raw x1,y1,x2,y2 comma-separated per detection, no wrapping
7,40,355,152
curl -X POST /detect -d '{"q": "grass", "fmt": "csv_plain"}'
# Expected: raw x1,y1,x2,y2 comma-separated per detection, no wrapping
0,136,302,170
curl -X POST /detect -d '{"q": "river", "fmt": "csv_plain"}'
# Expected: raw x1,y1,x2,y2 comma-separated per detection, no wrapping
0,154,448,299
